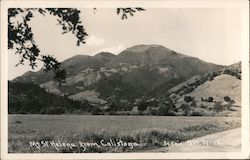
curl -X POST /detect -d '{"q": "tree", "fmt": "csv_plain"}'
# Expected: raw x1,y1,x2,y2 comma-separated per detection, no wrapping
158,99,176,116
8,8,145,84
138,102,148,112
180,103,190,116
91,107,102,115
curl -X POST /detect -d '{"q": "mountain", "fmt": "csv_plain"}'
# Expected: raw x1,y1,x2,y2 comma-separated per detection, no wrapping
12,44,223,110
104,45,222,92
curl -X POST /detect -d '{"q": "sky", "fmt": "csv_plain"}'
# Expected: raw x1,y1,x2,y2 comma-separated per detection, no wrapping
8,8,242,80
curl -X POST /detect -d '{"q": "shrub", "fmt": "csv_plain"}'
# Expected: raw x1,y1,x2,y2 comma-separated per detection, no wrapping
159,106,175,116
46,107,65,115
180,104,190,115
237,75,241,80
208,76,214,81
190,111,203,116
200,103,207,109
213,102,224,113
190,101,197,107
223,96,231,102
91,107,102,115
182,87,194,94
184,96,193,102
208,97,213,102
150,108,159,115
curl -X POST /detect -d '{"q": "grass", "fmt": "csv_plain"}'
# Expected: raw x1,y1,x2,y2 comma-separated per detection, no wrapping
8,114,241,153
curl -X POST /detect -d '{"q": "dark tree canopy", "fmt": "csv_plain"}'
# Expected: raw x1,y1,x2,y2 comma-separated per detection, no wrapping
8,7,145,84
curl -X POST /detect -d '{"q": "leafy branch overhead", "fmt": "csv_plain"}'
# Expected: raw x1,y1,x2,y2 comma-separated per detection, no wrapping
8,8,145,85
117,8,145,19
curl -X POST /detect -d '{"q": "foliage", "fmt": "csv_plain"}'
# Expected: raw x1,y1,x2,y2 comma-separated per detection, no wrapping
117,8,145,19
8,8,88,84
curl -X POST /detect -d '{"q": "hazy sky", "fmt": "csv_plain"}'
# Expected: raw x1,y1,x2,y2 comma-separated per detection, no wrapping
8,8,241,80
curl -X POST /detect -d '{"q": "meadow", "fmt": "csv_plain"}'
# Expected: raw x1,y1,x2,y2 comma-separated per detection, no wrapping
8,114,241,153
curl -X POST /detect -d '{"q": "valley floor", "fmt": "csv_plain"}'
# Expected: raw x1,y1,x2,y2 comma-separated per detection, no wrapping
8,114,241,153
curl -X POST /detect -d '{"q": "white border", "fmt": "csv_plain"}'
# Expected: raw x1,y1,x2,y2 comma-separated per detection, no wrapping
1,0,249,159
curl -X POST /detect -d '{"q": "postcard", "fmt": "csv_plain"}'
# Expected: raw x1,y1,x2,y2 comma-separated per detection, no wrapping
1,0,249,159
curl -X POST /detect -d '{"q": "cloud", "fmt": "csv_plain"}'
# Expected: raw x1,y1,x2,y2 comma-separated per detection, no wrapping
97,44,126,54
86,35,105,46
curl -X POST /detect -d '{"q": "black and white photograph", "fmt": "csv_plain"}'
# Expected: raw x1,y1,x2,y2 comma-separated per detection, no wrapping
1,0,249,159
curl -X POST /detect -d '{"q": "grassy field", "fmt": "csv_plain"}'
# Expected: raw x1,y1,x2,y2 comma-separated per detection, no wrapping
8,114,240,153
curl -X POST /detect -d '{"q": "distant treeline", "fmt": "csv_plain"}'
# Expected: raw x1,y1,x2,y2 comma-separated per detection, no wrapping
8,81,93,114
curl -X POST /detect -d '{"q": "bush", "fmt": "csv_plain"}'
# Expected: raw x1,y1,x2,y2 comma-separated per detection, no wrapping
223,96,231,102
182,87,194,94
200,103,207,109
150,108,159,115
213,102,224,113
208,76,214,81
190,101,197,107
184,96,193,102
46,107,65,115
208,97,213,102
91,107,102,115
190,111,203,116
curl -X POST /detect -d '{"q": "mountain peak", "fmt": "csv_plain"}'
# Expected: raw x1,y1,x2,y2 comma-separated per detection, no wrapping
125,44,173,53
62,55,91,66
94,52,116,59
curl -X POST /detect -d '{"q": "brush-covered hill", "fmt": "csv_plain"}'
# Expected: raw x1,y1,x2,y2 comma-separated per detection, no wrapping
8,81,94,114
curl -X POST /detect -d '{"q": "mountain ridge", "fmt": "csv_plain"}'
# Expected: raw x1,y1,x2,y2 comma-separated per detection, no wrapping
10,45,241,116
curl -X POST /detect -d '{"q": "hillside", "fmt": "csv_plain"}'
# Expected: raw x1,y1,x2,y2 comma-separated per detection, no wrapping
164,62,242,116
184,74,241,105
8,81,94,114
